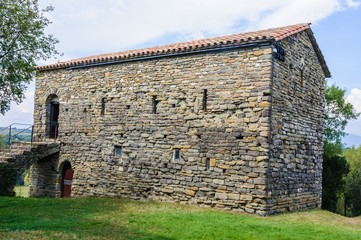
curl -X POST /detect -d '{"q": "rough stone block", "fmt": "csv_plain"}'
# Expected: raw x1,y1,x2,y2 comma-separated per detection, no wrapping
184,189,196,196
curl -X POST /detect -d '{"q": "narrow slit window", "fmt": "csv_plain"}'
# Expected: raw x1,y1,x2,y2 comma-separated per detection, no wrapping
205,158,210,171
173,148,180,161
101,98,105,115
114,146,122,157
300,69,304,87
152,96,159,114
202,89,208,111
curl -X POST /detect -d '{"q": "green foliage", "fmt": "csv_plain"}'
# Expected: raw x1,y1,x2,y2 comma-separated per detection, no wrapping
0,0,59,114
343,145,361,216
322,83,359,213
324,84,360,142
0,198,361,239
322,141,349,210
344,145,361,170
333,197,346,215
0,134,4,149
0,164,17,196
344,169,361,216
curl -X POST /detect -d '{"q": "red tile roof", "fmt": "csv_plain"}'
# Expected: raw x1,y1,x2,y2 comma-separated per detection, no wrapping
35,23,330,77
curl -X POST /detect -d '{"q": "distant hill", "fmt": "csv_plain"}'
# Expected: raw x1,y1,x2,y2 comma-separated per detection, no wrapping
342,133,361,148
0,126,32,145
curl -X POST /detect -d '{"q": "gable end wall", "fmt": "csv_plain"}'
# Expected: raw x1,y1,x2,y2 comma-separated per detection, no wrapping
267,31,325,214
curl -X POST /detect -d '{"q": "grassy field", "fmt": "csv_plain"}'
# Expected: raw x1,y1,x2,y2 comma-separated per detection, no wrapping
0,197,360,240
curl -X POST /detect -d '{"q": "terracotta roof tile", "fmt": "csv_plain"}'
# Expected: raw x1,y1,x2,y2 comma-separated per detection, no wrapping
36,23,326,73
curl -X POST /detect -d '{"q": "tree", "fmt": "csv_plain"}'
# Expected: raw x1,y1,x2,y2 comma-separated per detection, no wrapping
344,168,361,216
0,0,59,114
322,140,349,210
344,145,361,170
343,145,361,216
324,84,359,142
322,84,359,211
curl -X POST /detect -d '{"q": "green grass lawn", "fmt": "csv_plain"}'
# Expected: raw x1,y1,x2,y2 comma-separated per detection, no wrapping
0,197,360,240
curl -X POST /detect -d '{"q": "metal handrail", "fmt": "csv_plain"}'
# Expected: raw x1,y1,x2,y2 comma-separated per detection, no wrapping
0,123,34,146
10,125,33,142
0,123,33,133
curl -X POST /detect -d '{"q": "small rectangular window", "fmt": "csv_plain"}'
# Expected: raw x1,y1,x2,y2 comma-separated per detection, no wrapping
152,96,159,114
173,148,180,161
202,89,208,111
101,98,105,115
205,158,210,171
114,146,122,157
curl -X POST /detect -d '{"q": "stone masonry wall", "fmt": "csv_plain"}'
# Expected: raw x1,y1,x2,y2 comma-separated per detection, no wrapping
29,153,59,197
267,31,325,214
0,142,59,196
33,33,326,215
33,46,273,215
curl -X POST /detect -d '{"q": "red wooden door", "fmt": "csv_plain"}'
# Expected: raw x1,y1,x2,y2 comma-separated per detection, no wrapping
62,167,74,197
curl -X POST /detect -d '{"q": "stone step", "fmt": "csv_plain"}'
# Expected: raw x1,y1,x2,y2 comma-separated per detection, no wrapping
0,148,33,159
11,141,32,146
0,142,59,161
1,152,16,157
9,144,31,148
0,156,9,162
8,148,28,154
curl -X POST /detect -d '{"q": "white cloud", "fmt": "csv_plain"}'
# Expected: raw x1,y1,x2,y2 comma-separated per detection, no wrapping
346,88,361,113
2,0,360,125
15,87,34,114
345,119,361,137
38,0,359,63
345,88,361,137
346,0,361,8
0,82,35,126
257,0,342,29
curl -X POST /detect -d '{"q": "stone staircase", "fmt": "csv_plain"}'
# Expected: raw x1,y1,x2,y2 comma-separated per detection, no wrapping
0,142,59,196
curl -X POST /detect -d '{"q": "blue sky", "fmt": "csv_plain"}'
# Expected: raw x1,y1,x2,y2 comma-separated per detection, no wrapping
1,0,361,146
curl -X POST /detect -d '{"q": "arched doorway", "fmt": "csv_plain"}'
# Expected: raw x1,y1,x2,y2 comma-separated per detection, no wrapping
47,95,59,139
61,162,73,197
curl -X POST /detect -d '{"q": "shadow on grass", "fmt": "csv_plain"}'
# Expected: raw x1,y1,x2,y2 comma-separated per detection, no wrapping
0,197,173,239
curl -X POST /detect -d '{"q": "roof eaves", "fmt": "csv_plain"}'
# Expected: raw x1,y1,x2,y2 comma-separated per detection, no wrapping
35,40,274,71
35,23,314,72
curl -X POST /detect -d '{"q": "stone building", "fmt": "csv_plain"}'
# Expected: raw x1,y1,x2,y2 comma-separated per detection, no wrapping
31,23,330,215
